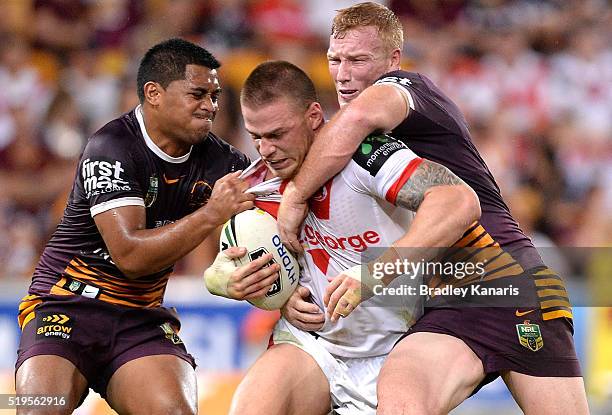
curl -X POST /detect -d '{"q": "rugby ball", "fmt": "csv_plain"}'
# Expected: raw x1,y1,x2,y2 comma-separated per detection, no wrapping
220,208,299,310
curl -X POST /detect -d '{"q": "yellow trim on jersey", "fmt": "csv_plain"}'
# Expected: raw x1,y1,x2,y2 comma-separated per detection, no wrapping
540,299,572,309
542,309,573,320
17,295,43,330
534,278,565,287
537,288,569,298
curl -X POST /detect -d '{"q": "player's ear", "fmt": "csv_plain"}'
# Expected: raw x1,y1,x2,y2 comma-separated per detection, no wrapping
143,81,163,107
389,48,401,70
306,102,324,130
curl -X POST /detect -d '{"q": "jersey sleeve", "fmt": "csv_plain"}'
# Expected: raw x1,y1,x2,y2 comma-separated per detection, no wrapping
77,134,145,217
374,73,416,118
374,70,468,137
347,134,423,206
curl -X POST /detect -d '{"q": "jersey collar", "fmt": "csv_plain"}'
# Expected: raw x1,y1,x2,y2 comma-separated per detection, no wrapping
135,105,193,164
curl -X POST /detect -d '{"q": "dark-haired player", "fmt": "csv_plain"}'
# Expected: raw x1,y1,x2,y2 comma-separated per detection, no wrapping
277,3,588,415
15,38,276,414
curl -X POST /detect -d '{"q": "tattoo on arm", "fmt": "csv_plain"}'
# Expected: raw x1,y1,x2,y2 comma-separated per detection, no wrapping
396,160,466,211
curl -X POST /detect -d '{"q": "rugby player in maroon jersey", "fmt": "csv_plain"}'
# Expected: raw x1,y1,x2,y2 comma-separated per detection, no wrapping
15,38,278,414
278,3,588,414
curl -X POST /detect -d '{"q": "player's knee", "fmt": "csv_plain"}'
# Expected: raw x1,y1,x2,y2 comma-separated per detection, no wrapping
15,362,84,414
377,391,446,415
377,352,449,415
145,394,197,415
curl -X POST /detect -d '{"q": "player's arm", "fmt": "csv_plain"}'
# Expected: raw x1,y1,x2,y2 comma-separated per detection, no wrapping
386,160,479,267
279,84,407,250
95,171,255,279
325,159,481,321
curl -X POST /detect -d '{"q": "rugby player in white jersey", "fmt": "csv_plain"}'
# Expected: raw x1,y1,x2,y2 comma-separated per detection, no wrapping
204,60,479,414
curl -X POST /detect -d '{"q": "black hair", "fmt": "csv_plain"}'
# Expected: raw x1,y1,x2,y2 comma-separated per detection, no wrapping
136,38,220,103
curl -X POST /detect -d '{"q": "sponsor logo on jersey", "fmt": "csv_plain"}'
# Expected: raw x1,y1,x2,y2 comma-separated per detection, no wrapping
144,175,159,207
516,320,543,351
301,224,380,253
61,278,102,299
515,309,535,317
82,158,131,198
160,322,183,345
36,312,73,340
162,174,184,185
68,280,81,292
352,134,407,176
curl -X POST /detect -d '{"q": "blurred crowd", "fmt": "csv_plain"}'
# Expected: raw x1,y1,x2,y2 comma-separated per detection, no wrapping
1,0,611,280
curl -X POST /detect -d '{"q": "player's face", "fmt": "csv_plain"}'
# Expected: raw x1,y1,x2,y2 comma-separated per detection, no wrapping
328,26,397,106
157,64,221,147
242,98,321,179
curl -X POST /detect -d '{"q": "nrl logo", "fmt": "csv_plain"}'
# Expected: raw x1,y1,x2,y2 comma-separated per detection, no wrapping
516,320,543,352
160,322,183,345
144,176,159,207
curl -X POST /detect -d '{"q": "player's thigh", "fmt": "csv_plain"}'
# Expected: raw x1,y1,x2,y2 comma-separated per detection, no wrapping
502,371,589,415
106,354,197,415
377,332,485,415
230,343,330,415
15,355,88,415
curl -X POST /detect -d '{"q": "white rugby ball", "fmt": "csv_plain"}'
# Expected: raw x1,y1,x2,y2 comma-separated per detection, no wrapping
220,208,299,310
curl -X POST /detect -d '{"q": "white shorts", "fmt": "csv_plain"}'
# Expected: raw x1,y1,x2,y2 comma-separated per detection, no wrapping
272,318,386,415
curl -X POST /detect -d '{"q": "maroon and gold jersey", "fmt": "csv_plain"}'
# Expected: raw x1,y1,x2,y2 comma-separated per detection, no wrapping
25,106,249,313
375,71,571,320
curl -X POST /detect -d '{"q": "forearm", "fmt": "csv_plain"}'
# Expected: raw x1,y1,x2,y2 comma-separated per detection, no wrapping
396,185,479,249
290,105,373,200
103,207,221,278
376,187,480,286
373,159,481,285
291,85,407,201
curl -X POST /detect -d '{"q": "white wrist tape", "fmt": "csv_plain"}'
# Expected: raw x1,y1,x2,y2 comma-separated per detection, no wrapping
203,251,238,298
344,264,384,293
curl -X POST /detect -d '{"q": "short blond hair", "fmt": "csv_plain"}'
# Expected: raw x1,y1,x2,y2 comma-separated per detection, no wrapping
332,2,403,51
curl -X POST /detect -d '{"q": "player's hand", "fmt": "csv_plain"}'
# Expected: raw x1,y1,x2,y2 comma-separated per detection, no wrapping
205,171,255,226
281,286,325,331
277,182,307,254
324,265,378,322
204,247,280,300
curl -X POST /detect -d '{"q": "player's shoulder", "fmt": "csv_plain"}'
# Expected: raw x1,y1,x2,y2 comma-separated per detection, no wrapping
375,70,422,88
196,132,250,167
84,110,140,155
350,133,408,176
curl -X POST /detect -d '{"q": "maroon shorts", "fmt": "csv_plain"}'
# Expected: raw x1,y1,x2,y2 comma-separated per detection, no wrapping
401,305,581,392
16,295,196,397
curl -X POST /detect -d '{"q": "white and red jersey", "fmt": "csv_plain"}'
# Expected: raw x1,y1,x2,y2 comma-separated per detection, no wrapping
243,135,424,357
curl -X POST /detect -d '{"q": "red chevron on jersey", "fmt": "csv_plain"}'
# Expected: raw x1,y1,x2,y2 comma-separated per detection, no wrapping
307,248,332,275
309,180,333,220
